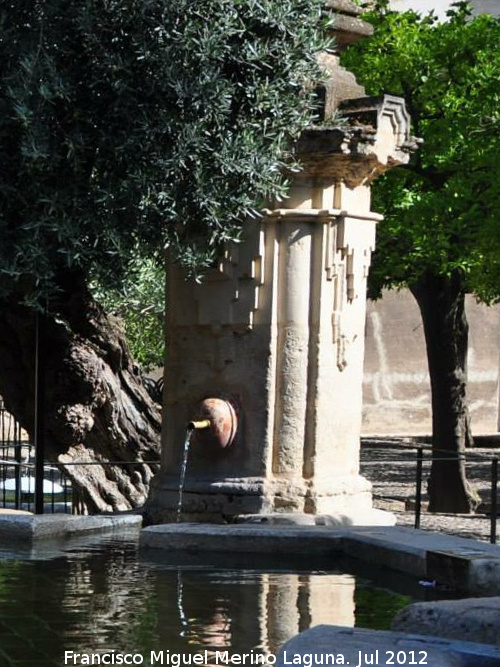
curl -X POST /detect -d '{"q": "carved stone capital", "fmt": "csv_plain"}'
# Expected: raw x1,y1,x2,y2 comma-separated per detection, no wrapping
296,94,420,187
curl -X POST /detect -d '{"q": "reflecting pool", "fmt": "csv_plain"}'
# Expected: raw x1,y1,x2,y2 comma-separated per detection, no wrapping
0,532,429,667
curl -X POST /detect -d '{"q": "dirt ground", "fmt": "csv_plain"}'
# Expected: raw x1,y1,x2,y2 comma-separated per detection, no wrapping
360,438,500,543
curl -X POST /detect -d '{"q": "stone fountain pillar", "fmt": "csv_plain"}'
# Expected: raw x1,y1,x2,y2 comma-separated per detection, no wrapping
145,1,417,524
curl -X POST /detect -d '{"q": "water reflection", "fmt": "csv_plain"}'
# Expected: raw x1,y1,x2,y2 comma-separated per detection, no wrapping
0,537,412,666
151,568,358,662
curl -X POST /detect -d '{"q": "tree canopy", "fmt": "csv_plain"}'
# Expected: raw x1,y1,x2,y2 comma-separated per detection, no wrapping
0,0,333,308
342,0,500,301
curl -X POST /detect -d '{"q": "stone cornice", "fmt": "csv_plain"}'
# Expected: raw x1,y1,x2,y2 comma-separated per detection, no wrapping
263,208,384,222
296,95,420,186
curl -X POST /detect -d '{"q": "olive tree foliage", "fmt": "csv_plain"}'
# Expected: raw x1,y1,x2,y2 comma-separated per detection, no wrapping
1,0,333,303
342,1,500,512
0,0,334,511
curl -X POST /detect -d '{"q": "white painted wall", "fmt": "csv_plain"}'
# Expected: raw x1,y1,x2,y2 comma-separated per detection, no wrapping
389,0,500,17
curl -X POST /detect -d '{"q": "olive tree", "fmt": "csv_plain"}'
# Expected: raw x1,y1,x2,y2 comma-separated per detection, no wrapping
0,0,332,511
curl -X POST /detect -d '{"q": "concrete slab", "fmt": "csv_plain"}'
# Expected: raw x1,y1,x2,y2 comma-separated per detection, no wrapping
0,512,142,543
392,597,500,647
139,523,500,595
276,624,500,667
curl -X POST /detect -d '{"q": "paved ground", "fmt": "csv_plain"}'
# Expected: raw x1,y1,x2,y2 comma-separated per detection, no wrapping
360,438,499,543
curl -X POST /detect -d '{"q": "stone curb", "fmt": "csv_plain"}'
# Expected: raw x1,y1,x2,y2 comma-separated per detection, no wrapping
0,513,142,542
139,523,500,595
140,522,344,555
275,624,500,667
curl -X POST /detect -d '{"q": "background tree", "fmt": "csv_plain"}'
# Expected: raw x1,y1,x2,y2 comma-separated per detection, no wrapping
90,256,165,375
342,1,500,512
0,0,332,511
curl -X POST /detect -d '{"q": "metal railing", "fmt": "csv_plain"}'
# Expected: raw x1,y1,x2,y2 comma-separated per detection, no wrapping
362,438,500,544
411,444,499,544
0,457,73,513
0,406,73,512
0,406,158,515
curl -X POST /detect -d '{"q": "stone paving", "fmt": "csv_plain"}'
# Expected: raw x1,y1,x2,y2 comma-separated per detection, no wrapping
360,438,499,543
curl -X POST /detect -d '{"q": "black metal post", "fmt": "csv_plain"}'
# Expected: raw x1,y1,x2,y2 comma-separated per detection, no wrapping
49,469,53,513
415,447,423,530
34,312,46,515
490,457,498,545
63,475,69,514
14,437,22,510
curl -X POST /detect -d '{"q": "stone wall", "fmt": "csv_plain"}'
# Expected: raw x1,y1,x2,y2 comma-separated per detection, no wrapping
362,289,500,436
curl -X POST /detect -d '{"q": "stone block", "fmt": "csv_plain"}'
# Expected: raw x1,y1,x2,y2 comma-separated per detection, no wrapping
276,624,500,667
0,513,142,543
427,549,500,596
140,523,344,556
392,597,500,647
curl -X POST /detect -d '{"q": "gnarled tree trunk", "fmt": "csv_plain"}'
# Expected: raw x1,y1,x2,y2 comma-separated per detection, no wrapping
0,271,161,513
410,269,479,513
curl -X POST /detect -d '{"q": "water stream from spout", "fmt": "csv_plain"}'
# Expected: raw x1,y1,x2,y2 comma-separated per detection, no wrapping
176,427,193,522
